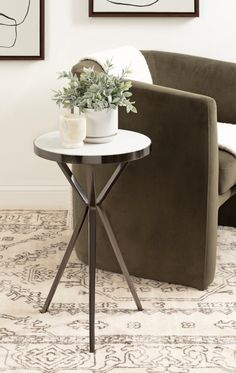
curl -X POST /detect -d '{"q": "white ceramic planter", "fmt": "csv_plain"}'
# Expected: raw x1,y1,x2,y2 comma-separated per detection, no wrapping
84,108,118,143
59,113,86,148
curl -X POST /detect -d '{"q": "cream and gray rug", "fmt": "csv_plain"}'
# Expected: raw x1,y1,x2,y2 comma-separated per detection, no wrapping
0,210,235,372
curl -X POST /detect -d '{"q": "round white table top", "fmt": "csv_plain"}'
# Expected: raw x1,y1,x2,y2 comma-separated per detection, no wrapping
34,130,151,165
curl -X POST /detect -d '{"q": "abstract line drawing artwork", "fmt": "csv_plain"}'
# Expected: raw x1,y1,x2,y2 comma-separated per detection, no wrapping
106,0,160,6
89,0,199,17
0,0,31,49
0,0,44,60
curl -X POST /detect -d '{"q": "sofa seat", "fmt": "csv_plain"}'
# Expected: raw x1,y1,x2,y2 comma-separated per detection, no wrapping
219,150,236,194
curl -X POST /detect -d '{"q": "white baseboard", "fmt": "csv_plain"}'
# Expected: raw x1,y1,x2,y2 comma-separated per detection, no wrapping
0,186,71,209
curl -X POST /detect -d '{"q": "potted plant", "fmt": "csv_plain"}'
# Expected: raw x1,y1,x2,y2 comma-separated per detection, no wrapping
77,61,137,143
53,72,86,148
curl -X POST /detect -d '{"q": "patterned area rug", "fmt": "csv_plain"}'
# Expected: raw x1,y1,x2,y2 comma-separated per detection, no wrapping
0,210,235,373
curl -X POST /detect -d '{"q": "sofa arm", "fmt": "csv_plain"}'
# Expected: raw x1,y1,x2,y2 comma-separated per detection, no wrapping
119,81,218,289
123,81,218,169
142,50,236,124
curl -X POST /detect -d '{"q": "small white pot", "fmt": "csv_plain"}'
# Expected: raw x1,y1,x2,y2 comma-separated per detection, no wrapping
59,113,86,148
84,108,118,143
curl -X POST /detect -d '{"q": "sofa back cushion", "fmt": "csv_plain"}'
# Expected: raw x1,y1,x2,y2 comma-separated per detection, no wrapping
142,50,236,124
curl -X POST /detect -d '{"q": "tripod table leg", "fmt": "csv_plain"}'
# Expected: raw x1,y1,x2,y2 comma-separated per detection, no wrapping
87,166,97,353
97,206,143,311
88,206,96,353
41,206,88,313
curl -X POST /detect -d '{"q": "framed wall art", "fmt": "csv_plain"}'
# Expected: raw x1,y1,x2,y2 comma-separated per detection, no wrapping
0,0,44,60
89,0,199,17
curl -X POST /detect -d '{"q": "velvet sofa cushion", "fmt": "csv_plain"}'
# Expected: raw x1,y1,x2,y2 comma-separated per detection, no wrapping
219,149,236,194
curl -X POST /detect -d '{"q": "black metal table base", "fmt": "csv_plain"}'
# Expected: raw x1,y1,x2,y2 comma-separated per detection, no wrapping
40,162,143,353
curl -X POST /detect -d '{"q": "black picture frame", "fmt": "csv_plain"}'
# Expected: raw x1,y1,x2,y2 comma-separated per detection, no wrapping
89,0,199,17
0,0,45,60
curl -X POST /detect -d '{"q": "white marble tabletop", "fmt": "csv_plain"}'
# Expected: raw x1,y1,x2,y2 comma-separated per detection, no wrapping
34,130,151,165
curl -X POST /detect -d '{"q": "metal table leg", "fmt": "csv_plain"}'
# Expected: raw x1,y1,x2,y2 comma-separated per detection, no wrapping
40,206,88,313
41,161,143,352
97,206,143,311
87,166,97,353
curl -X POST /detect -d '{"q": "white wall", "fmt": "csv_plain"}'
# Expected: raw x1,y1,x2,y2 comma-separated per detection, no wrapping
0,0,236,208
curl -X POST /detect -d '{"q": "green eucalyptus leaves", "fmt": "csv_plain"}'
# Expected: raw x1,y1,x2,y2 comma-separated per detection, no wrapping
53,60,137,115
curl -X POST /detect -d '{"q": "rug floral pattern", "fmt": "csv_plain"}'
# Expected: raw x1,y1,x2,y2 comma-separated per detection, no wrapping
0,210,235,372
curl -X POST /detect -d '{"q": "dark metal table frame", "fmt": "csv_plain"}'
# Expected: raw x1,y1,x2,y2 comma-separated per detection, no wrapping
34,133,151,353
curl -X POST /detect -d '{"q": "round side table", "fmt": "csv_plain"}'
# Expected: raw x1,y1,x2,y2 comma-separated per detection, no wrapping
34,129,151,352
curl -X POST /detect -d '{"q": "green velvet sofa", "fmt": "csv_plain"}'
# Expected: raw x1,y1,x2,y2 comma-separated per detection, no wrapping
71,51,236,290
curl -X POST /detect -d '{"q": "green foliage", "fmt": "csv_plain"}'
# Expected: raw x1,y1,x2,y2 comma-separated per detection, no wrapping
52,60,137,114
